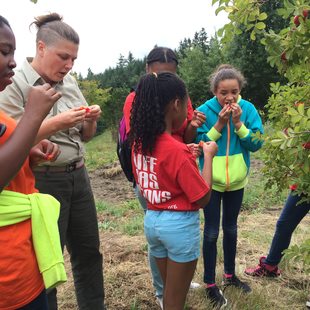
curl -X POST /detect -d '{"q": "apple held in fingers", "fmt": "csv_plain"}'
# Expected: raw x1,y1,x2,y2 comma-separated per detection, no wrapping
45,154,54,160
78,106,91,113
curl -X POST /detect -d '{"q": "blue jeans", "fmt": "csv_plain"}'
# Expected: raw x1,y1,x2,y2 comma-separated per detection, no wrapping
265,192,310,266
134,185,164,297
202,189,244,284
18,290,48,309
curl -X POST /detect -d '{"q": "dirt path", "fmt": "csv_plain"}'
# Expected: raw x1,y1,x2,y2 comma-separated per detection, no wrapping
89,163,135,204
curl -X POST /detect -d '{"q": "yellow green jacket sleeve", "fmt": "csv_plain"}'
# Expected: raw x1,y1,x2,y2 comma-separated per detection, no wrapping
0,190,67,289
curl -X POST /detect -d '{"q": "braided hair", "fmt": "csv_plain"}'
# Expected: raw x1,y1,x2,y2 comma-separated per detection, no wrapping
146,47,178,66
31,12,79,46
129,72,187,155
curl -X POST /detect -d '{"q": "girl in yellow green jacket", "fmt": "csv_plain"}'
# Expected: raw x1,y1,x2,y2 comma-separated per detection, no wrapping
196,64,264,308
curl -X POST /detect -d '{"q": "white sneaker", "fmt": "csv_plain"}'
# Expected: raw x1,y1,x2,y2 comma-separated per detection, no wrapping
156,296,163,309
190,281,201,289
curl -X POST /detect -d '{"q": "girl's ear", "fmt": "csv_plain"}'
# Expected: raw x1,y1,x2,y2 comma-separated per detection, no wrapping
172,98,181,112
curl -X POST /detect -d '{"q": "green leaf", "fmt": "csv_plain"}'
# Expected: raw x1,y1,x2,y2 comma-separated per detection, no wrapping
291,115,303,124
277,8,287,17
246,23,255,31
215,6,226,15
287,127,294,135
283,0,295,10
271,139,283,146
224,6,235,13
255,22,266,30
297,103,305,115
258,12,268,21
287,138,293,147
277,131,288,139
299,117,307,129
212,0,219,5
287,107,299,116
248,15,256,22
250,30,256,40
217,27,225,37
280,140,288,150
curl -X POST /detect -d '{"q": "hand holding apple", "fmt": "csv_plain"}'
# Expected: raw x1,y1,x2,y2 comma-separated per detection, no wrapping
29,140,60,167
190,110,206,128
84,105,102,122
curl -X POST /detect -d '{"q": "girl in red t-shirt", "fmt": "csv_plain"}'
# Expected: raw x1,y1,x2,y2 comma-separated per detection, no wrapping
129,72,218,309
123,47,206,306
0,15,61,309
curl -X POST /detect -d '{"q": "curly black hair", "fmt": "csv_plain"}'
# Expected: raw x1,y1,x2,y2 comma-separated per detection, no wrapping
129,72,187,155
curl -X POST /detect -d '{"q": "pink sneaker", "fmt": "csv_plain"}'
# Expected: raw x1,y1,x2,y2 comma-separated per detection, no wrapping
245,256,281,277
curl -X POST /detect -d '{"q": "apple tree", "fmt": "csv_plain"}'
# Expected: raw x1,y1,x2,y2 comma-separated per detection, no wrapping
212,0,309,269
212,0,309,201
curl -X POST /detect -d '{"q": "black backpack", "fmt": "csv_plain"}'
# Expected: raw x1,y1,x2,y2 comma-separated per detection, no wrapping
116,115,134,183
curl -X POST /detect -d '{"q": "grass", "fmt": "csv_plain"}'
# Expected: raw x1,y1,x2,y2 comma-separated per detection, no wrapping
242,154,288,212
96,199,144,236
90,206,309,310
84,130,118,170
57,130,309,310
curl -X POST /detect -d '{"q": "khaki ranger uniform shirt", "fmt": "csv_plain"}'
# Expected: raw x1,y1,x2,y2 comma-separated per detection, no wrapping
0,58,88,167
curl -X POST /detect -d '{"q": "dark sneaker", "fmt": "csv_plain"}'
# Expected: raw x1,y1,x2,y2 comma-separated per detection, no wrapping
222,274,252,293
244,256,281,277
205,286,228,309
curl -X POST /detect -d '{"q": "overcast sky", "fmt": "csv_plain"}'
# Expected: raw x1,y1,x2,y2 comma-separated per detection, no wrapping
2,0,228,77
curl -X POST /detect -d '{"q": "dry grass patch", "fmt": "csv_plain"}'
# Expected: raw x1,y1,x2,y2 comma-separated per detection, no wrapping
57,211,309,309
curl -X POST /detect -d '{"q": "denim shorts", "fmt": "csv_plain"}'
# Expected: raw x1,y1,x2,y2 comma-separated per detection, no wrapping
144,210,200,263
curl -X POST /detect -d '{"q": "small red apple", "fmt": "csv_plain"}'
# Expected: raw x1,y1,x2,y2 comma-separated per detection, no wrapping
303,10,309,18
294,15,301,26
78,106,91,113
302,142,310,149
281,51,287,61
45,154,54,161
